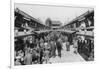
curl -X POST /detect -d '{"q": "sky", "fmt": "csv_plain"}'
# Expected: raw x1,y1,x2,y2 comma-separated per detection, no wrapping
15,3,93,25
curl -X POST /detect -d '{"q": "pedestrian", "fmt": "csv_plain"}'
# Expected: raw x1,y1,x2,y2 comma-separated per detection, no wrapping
73,39,78,54
24,49,33,65
56,39,62,58
66,41,70,51
39,41,44,64
50,40,56,58
43,43,50,63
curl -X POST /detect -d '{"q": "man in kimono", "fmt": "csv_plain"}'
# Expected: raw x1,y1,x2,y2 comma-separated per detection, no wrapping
56,39,62,58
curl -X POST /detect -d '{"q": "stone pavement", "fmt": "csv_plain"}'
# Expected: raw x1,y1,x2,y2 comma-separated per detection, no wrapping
47,43,85,64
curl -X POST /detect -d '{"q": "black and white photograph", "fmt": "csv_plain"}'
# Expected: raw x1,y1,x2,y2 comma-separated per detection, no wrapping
14,3,94,66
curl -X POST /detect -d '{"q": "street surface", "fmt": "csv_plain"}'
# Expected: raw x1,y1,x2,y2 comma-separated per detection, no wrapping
44,43,85,64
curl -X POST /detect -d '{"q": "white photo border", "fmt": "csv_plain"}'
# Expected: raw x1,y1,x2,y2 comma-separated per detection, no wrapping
10,1,95,69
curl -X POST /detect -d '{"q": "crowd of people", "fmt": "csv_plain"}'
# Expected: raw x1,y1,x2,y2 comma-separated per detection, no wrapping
14,31,94,65
77,37,94,61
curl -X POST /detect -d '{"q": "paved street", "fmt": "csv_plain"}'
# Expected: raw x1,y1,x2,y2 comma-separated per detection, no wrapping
47,43,85,64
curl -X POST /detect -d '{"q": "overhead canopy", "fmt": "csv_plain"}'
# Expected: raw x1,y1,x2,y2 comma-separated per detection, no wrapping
14,31,39,38
35,29,76,34
76,31,94,38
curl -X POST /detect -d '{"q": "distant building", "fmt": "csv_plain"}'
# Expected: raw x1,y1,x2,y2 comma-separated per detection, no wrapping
45,18,62,29
51,21,62,29
45,18,52,26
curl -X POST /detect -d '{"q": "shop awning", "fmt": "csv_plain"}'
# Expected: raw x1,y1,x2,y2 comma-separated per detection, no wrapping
76,31,94,37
